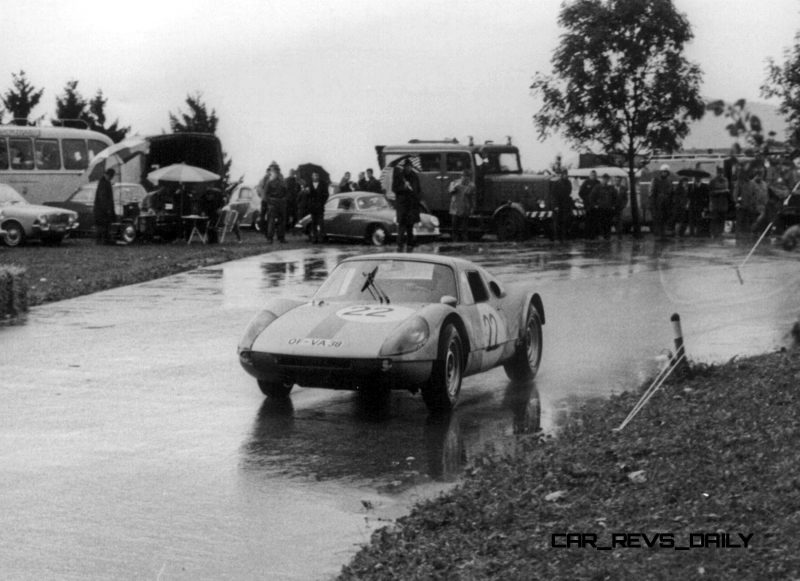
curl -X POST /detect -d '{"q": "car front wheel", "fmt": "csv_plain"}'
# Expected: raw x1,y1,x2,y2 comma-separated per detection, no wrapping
504,307,543,381
368,225,388,246
422,323,464,413
2,221,25,247
257,379,294,399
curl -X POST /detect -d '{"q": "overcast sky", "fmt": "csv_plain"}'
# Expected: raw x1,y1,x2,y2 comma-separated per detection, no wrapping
0,0,797,183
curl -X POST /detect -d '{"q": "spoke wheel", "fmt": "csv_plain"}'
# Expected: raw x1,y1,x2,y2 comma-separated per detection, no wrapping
504,307,543,381
369,225,388,246
2,222,25,247
422,323,464,413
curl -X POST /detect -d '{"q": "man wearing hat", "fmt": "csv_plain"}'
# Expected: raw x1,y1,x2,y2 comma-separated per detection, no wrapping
262,162,288,243
650,164,673,238
392,158,421,252
708,166,730,239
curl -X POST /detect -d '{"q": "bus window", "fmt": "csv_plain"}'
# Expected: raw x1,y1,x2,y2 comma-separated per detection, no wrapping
88,139,108,160
0,140,8,170
62,139,89,170
9,138,34,169
35,139,61,170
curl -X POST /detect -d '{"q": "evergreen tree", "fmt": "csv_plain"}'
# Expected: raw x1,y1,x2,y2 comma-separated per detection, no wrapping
88,90,130,143
2,70,44,126
54,80,90,128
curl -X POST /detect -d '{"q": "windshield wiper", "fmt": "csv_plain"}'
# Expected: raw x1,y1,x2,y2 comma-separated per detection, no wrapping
360,267,390,304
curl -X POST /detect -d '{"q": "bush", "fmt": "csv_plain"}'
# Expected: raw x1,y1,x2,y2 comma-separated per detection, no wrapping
0,264,29,320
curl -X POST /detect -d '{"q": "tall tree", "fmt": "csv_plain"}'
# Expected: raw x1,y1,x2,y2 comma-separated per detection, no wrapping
88,90,130,143
762,31,800,147
530,0,705,235
2,70,44,126
169,92,241,194
54,81,130,142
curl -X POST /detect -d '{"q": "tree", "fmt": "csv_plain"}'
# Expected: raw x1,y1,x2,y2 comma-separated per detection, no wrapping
762,31,800,147
169,92,242,194
530,0,705,235
54,81,130,142
705,98,779,155
2,70,44,126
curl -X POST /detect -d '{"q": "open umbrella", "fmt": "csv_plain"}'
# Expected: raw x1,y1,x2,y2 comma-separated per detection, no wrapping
295,163,330,186
86,137,149,181
676,168,711,179
147,163,220,184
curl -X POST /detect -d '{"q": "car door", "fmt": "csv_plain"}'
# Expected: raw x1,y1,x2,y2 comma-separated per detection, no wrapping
462,269,510,370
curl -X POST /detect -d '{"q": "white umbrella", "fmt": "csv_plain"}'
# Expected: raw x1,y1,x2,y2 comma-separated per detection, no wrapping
86,137,149,181
147,163,220,184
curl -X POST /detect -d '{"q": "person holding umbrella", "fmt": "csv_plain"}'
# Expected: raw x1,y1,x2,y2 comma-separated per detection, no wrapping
650,164,673,239
307,171,328,243
93,168,116,245
392,158,421,252
263,162,288,243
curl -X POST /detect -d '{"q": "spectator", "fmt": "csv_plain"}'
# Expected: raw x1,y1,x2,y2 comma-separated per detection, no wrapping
686,175,708,237
553,169,573,242
578,170,599,238
612,175,628,238
285,169,301,229
264,162,288,243
362,168,383,193
256,166,270,233
651,164,673,238
339,172,355,193
392,159,421,252
751,169,775,236
448,169,475,242
200,187,224,243
735,169,757,237
708,167,730,238
93,168,116,245
589,173,616,240
671,177,689,237
307,172,328,243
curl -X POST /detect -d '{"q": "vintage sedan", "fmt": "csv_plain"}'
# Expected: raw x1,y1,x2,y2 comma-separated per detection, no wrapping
238,253,544,412
44,182,148,237
224,184,261,230
296,192,440,245
0,184,78,247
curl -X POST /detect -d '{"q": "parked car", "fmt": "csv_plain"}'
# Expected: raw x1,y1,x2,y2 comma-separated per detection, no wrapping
238,253,545,413
296,192,440,245
0,183,78,247
44,182,148,237
225,185,261,230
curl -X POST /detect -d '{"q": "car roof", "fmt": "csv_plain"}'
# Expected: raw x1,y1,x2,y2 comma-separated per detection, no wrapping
340,252,476,271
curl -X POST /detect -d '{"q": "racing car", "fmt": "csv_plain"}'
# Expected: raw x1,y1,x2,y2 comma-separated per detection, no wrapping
238,253,544,412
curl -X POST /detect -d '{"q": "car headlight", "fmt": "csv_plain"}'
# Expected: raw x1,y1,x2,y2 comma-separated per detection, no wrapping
38,215,49,225
430,216,440,227
379,316,430,356
67,215,76,224
238,310,278,353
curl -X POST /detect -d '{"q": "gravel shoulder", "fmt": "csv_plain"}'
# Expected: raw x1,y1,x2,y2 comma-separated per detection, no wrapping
340,347,800,580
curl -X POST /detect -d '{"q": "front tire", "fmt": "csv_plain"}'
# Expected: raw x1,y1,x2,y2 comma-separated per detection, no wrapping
504,307,543,381
257,379,294,398
2,221,25,247
422,323,464,413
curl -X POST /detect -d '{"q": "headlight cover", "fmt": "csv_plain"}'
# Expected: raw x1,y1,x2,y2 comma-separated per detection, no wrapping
379,316,430,356
430,215,440,227
238,310,278,353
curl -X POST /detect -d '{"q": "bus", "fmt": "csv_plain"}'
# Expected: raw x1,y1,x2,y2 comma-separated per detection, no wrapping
0,123,113,204
85,132,224,192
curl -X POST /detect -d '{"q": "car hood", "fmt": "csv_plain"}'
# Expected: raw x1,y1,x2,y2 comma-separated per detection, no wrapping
0,203,77,218
252,301,424,358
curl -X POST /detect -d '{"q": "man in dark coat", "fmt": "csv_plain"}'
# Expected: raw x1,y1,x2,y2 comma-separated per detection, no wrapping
200,187,224,244
264,163,288,243
307,172,329,243
361,168,383,193
553,170,573,242
285,169,301,229
589,173,616,240
392,159,421,252
578,170,599,239
93,168,116,244
686,175,709,237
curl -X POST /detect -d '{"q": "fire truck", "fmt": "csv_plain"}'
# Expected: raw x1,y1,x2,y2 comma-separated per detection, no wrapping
376,138,583,240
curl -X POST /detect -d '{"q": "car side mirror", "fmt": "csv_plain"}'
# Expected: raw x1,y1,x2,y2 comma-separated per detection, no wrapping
440,295,457,307
489,281,506,298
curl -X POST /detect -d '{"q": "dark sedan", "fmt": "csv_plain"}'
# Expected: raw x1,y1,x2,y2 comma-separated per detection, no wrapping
45,182,148,236
296,192,440,245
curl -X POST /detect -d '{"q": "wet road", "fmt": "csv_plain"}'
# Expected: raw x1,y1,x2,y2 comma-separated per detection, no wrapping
1,238,798,580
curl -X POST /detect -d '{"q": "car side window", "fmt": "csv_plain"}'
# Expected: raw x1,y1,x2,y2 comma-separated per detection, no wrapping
324,198,338,211
418,153,442,172
446,153,471,172
338,198,353,211
466,271,489,303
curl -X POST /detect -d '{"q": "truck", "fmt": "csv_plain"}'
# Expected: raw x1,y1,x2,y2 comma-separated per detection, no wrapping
376,138,583,240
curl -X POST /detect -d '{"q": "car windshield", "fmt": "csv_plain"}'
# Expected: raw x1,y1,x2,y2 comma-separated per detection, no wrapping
314,259,458,304
356,195,389,210
0,187,27,206
475,151,521,173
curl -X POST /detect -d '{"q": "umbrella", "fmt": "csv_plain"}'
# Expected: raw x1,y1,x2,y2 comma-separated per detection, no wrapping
676,168,711,179
86,137,149,181
147,163,220,184
295,163,330,186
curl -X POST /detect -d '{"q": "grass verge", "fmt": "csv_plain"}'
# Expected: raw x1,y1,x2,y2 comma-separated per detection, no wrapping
340,348,800,580
0,231,308,306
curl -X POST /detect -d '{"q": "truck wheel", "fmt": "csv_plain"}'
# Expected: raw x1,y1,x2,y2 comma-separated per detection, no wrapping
496,211,526,241
258,379,294,399
504,307,543,381
422,323,464,413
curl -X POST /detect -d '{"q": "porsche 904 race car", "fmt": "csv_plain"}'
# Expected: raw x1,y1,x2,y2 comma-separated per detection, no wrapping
238,253,544,412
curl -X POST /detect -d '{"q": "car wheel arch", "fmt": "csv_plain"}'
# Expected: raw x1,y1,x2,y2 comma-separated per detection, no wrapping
441,313,470,357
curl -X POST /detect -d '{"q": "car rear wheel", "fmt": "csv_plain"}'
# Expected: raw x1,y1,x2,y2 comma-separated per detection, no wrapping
368,225,388,246
257,379,294,399
2,221,25,247
504,307,543,381
422,323,464,413
251,212,261,231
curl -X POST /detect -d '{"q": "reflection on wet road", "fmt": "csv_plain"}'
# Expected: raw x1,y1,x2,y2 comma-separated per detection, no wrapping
1,239,798,580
